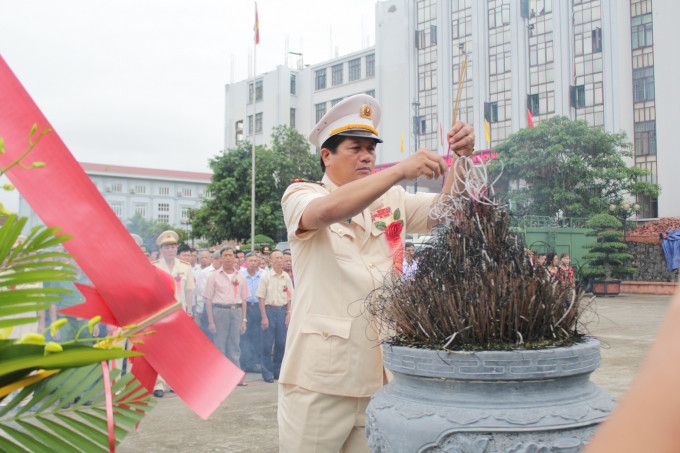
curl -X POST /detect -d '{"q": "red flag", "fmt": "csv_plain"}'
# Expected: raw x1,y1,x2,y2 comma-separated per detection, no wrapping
254,4,260,45
0,54,243,420
527,108,535,128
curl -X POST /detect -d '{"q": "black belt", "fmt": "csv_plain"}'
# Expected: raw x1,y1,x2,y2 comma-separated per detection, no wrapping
213,304,241,310
247,302,259,305
266,305,287,310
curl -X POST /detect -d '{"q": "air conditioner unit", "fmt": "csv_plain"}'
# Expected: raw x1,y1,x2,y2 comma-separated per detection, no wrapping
130,188,136,194
177,190,183,197
105,186,112,192
198,193,205,199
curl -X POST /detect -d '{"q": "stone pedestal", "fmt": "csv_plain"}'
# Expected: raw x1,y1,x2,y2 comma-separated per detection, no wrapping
366,339,614,453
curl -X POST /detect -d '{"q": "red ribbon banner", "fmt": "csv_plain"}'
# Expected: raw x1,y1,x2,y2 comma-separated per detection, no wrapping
0,55,244,420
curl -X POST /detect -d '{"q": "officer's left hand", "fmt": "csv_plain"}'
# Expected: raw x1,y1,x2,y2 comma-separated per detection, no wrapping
285,313,291,328
240,321,247,335
447,121,475,157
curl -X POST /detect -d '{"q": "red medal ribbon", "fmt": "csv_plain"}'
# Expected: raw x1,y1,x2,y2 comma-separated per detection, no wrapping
0,55,243,420
100,361,115,453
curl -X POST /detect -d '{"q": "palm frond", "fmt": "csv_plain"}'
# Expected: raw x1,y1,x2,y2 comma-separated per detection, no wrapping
0,365,156,452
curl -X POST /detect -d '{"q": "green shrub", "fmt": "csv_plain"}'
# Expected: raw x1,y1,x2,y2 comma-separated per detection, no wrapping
581,214,635,280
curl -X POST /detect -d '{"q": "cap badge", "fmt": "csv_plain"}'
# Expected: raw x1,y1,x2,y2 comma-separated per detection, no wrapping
360,104,373,120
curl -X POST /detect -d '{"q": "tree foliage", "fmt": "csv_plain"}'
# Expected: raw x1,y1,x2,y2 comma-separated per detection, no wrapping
581,213,636,280
191,125,322,244
488,116,660,218
126,213,188,250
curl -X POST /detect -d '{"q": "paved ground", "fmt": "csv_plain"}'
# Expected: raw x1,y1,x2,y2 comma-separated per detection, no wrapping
118,293,673,453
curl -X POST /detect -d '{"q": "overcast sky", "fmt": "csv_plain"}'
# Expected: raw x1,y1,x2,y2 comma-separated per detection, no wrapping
0,0,376,210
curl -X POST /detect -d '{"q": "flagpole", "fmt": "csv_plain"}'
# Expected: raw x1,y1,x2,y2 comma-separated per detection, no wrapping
251,2,257,253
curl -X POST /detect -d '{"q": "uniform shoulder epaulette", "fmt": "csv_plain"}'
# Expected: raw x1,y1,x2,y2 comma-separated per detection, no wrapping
180,259,191,265
150,260,159,264
291,178,324,185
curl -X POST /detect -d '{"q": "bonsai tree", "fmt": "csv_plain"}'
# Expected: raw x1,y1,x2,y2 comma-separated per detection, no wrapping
581,213,636,280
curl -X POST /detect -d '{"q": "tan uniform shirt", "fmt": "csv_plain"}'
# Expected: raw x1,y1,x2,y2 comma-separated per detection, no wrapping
255,269,294,306
279,173,436,397
152,257,195,309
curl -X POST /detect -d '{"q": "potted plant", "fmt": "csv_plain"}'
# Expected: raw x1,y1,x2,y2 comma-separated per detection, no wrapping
581,213,636,297
364,202,613,453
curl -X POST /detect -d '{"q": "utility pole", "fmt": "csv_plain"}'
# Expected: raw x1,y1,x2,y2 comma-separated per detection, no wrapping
412,102,420,193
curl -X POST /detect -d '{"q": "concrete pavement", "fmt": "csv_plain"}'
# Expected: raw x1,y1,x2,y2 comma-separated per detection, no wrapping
118,293,673,453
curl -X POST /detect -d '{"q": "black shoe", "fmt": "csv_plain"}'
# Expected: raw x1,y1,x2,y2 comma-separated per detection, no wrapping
264,377,274,383
153,390,164,398
273,374,279,380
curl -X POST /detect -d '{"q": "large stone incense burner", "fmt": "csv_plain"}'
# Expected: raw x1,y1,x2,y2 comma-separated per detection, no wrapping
366,340,614,453
363,193,614,452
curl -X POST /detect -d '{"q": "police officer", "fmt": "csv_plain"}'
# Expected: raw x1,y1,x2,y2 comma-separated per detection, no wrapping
151,231,195,315
278,94,474,452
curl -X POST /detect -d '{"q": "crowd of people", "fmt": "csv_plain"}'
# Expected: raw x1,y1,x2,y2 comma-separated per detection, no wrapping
149,230,294,394
529,249,575,293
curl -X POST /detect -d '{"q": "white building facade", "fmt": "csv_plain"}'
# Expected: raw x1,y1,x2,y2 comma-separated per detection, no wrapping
18,163,212,235
224,47,376,152
374,0,678,220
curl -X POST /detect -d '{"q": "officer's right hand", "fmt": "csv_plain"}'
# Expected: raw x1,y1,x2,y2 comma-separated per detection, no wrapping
394,148,448,181
208,321,216,334
261,316,269,331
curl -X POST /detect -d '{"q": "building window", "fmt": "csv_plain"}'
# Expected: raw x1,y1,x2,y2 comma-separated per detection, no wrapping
158,203,170,212
528,94,540,115
366,90,375,98
331,98,343,107
248,83,253,103
203,190,212,199
489,0,510,28
570,85,586,108
109,183,122,193
632,14,653,49
158,214,169,223
315,103,327,123
332,63,343,86
255,80,263,101
633,67,655,102
235,120,244,145
132,184,145,194
181,206,192,221
430,25,437,45
636,193,658,219
181,188,192,197
485,102,499,123
366,54,375,77
290,108,295,128
315,69,327,90
290,74,296,94
592,27,603,53
109,202,124,218
415,30,426,49
255,113,263,133
248,115,253,135
134,203,147,218
634,121,656,156
348,58,361,82
452,17,472,39
159,187,170,196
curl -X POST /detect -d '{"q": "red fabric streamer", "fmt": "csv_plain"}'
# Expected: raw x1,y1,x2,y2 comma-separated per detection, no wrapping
0,54,244,420
385,222,404,272
101,361,115,453
284,287,292,299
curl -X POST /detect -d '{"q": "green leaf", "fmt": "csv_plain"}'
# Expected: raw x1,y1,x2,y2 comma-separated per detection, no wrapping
0,436,31,453
393,208,401,221
0,425,56,453
15,421,81,453
375,221,387,231
76,411,129,440
37,417,107,453
54,414,116,449
0,137,5,155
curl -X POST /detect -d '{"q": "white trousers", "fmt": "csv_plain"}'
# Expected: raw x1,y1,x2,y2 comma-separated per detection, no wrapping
278,383,371,453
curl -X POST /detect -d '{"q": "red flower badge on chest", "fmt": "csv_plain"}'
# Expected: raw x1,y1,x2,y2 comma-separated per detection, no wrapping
233,279,239,296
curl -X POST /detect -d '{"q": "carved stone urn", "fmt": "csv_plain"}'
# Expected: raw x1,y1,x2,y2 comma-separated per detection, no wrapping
366,339,614,453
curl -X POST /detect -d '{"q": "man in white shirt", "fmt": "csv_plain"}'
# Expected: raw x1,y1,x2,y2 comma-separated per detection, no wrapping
402,242,419,280
195,250,222,341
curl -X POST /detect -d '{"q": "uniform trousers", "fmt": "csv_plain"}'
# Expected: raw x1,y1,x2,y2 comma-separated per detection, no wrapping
261,306,287,380
212,305,243,367
278,383,370,453
239,302,262,372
